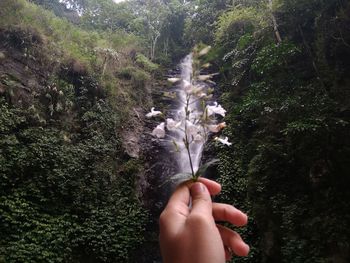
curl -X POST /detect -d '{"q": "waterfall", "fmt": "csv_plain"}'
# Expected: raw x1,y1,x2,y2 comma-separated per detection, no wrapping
172,54,205,174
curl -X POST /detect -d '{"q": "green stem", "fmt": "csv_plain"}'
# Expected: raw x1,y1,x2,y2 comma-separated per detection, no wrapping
184,94,195,179
185,135,195,178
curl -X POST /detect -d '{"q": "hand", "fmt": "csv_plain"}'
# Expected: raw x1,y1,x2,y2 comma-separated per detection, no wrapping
159,178,249,263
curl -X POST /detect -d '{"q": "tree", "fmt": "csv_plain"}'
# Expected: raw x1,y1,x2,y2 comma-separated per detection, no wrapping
183,0,234,45
157,0,190,62
268,0,282,43
80,0,136,31
28,0,80,23
128,0,171,60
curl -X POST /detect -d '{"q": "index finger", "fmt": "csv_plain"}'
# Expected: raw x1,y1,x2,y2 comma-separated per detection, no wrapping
159,183,190,236
198,177,221,195
166,178,221,210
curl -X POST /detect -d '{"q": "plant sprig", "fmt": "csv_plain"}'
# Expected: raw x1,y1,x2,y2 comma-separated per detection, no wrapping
146,45,232,182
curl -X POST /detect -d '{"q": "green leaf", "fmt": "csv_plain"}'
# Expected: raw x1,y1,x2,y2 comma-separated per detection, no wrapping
194,159,219,180
159,173,192,188
171,173,192,183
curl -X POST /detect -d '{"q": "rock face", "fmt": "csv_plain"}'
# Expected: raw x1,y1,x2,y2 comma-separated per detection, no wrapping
121,106,145,158
0,27,51,107
121,91,179,214
130,74,181,263
134,115,180,263
0,27,99,109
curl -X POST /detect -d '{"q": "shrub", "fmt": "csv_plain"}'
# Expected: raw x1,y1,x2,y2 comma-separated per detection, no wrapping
135,53,159,73
118,66,150,89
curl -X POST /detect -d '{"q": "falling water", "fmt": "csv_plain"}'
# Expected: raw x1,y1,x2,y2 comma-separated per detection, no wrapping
173,54,205,174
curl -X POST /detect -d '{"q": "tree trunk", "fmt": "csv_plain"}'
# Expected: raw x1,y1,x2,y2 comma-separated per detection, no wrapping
164,37,169,57
101,55,108,77
150,32,160,61
268,0,282,44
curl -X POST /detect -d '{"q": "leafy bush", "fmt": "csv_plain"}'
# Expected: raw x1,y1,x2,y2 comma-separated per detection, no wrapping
252,42,301,76
135,53,159,73
118,66,151,89
215,7,264,47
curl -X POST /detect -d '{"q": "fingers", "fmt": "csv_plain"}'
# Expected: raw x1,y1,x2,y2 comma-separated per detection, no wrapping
212,203,248,226
213,203,249,258
189,182,212,216
166,183,191,214
217,225,250,257
165,178,221,212
160,180,218,236
159,183,190,237
224,246,232,261
198,177,221,196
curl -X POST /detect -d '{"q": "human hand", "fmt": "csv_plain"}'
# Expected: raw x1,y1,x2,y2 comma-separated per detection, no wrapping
159,178,249,263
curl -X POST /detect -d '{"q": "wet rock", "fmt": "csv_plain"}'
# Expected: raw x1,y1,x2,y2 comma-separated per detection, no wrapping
121,107,144,158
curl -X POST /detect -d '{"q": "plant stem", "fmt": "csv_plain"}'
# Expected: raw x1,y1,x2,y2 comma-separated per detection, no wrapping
184,94,195,178
185,135,195,178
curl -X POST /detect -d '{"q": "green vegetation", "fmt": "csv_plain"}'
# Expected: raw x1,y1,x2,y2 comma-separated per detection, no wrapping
0,94,146,262
208,0,350,262
1,0,350,262
0,0,151,262
118,66,151,89
135,54,159,73
1,0,139,61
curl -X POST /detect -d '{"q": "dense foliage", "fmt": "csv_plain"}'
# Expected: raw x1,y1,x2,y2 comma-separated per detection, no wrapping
0,97,146,262
0,0,151,262
208,0,350,262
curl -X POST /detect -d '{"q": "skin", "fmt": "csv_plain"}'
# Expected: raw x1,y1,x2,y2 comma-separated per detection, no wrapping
159,178,249,263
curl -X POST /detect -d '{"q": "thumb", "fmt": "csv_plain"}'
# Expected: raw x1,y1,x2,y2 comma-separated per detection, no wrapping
190,182,212,216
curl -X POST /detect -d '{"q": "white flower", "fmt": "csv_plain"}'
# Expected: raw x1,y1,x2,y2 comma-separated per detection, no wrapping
215,136,232,146
166,118,182,131
186,120,199,136
168,77,181,83
152,122,165,138
146,107,162,118
207,122,227,133
206,102,226,117
183,80,193,94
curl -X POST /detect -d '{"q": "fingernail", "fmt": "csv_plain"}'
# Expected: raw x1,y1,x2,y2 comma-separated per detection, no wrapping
243,213,248,223
191,182,205,194
243,243,250,255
